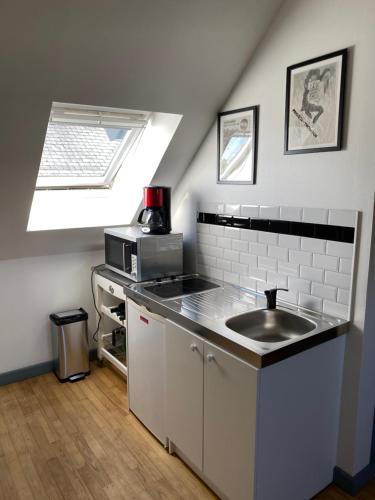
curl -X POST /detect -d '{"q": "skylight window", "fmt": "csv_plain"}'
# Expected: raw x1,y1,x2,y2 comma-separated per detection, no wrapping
36,103,149,188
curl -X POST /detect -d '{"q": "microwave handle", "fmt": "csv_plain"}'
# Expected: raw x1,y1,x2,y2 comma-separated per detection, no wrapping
122,243,132,273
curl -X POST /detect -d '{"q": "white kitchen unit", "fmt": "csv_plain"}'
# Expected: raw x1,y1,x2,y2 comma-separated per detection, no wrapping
165,319,345,500
127,298,166,445
94,273,127,376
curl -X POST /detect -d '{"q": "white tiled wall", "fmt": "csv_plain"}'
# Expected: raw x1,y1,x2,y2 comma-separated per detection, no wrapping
196,205,358,320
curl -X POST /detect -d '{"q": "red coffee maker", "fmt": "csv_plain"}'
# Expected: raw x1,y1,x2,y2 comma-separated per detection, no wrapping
137,186,171,234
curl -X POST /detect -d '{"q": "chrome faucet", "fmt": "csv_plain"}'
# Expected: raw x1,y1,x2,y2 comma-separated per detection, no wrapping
264,288,288,309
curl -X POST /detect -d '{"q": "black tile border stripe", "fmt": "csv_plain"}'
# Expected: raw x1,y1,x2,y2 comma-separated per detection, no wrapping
197,212,355,244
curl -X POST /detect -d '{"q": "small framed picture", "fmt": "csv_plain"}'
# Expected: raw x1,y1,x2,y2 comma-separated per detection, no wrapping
284,48,347,154
217,106,258,184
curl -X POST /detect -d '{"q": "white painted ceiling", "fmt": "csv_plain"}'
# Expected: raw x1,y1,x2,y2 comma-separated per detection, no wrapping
0,0,283,259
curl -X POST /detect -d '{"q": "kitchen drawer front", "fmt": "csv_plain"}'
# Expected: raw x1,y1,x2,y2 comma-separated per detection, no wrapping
95,274,126,300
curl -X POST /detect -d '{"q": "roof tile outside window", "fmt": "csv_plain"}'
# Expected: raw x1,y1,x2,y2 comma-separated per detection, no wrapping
39,123,127,178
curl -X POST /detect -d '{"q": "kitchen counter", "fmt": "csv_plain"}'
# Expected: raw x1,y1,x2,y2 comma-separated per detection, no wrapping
95,266,349,368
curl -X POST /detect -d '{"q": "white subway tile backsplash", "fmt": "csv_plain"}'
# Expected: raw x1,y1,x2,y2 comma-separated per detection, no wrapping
328,209,357,227
280,206,302,222
258,256,277,271
198,244,223,258
249,242,268,256
339,258,353,274
240,276,257,290
300,265,324,283
326,241,353,259
337,288,350,305
224,204,241,215
259,205,280,219
197,223,210,234
209,267,224,281
196,203,356,321
224,226,241,238
302,207,328,224
216,237,232,249
278,261,299,276
258,232,278,245
240,253,257,267
313,253,338,271
198,254,216,268
197,264,207,276
325,271,351,290
223,271,240,285
240,205,259,218
209,224,224,236
267,271,288,288
240,229,258,242
256,281,269,293
278,289,298,305
323,300,349,319
311,283,337,301
301,237,326,254
216,258,231,271
197,233,216,246
248,267,267,281
289,249,312,266
278,234,300,249
268,245,289,261
299,293,323,312
223,249,240,262
232,239,248,252
288,277,311,294
232,262,248,275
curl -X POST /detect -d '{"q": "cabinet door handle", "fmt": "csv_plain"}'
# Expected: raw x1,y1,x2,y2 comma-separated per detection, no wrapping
206,353,215,362
190,343,198,352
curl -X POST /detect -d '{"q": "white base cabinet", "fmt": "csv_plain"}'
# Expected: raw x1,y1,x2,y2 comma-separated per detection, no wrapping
127,298,166,445
165,319,345,500
166,320,257,500
165,324,204,470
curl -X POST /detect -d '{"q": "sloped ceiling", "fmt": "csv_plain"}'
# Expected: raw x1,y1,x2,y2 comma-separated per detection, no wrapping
0,0,283,259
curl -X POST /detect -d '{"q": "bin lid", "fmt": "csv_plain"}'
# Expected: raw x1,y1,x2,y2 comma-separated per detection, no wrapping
50,308,88,326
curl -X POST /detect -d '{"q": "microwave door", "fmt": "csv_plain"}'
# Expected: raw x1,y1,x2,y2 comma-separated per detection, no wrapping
105,234,127,273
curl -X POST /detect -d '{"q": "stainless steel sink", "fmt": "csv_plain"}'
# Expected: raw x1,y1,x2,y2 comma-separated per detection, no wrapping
225,308,316,343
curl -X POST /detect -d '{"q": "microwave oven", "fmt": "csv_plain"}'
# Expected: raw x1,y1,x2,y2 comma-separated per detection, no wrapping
104,226,183,282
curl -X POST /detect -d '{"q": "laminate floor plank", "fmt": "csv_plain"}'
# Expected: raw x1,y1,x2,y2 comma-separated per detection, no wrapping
1,363,375,500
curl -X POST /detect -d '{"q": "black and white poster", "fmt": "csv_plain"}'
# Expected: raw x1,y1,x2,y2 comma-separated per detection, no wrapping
284,49,347,154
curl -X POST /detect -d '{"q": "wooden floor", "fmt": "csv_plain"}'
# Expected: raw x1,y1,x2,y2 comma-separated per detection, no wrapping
0,364,374,500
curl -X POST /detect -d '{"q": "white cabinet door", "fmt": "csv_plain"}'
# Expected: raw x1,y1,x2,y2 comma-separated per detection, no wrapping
203,342,258,500
165,320,204,470
127,299,166,444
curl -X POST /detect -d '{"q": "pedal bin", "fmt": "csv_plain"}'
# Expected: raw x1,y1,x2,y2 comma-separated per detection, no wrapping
50,308,90,382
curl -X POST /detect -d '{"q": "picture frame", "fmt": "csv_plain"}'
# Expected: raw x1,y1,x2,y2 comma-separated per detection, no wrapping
284,48,347,154
217,105,258,184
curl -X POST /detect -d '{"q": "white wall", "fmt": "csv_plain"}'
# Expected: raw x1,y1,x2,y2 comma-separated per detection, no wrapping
0,250,103,373
0,0,283,260
173,0,375,476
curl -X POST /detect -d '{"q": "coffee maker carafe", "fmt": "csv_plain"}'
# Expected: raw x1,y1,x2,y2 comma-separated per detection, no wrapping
137,186,171,234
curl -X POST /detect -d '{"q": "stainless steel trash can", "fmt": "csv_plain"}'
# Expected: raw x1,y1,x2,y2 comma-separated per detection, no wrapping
50,308,90,382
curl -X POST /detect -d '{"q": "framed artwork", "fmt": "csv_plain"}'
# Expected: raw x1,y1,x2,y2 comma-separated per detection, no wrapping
217,105,258,184
284,48,347,154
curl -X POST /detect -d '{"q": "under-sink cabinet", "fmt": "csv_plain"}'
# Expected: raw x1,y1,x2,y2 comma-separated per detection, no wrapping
164,319,345,500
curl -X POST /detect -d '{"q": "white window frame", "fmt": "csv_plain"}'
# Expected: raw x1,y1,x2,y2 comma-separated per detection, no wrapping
36,103,150,190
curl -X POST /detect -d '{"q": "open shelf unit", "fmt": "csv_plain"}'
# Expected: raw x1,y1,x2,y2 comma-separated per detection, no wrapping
94,273,127,377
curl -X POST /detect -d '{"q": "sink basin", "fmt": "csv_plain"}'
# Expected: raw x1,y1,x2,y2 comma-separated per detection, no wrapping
225,309,316,343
